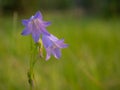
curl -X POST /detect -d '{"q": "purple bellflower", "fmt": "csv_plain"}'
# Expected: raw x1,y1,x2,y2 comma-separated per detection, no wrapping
42,34,68,60
21,11,68,60
21,11,51,42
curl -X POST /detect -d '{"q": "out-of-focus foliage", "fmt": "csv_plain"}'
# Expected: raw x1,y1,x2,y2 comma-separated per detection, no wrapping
0,0,22,13
0,0,120,17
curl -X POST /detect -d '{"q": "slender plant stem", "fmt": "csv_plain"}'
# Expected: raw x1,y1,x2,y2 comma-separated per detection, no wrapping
28,36,38,90
28,37,42,90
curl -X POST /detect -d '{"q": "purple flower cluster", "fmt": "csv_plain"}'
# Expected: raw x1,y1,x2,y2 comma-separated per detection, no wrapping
21,11,68,60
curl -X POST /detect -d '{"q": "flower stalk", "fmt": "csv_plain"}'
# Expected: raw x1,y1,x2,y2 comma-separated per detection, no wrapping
27,37,38,89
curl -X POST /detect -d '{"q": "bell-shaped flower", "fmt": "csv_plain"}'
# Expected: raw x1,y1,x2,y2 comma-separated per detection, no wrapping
42,34,68,60
21,11,51,42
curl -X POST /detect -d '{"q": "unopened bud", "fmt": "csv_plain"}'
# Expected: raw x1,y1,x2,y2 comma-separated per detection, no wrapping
37,38,43,58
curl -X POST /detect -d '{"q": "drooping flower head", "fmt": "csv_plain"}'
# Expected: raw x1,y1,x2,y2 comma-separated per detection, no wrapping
42,34,68,60
21,11,51,42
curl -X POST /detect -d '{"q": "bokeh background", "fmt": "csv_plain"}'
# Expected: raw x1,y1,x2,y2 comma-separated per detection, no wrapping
0,0,120,90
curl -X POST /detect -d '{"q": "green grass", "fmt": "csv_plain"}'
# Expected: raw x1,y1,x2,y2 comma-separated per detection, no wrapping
0,13,120,90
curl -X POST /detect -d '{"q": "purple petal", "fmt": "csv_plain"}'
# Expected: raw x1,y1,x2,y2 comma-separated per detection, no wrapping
42,35,52,48
22,19,29,26
32,32,40,42
49,34,58,41
52,48,61,59
29,16,34,21
55,39,68,48
21,28,31,35
34,11,43,20
46,47,52,60
61,44,68,48
43,21,51,27
56,39,64,45
41,28,50,36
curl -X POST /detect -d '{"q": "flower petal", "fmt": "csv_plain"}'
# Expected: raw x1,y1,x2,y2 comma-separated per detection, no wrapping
52,48,61,59
21,28,31,35
22,19,29,26
46,47,52,60
29,16,34,20
34,11,43,20
42,35,52,48
43,21,51,27
41,28,50,36
48,34,58,41
32,32,40,42
55,39,68,48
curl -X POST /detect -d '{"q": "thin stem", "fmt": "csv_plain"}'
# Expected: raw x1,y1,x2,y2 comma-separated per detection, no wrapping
28,36,38,90
28,37,42,90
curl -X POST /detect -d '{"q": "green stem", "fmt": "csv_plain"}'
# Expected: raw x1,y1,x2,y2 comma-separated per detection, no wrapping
28,37,38,90
28,37,43,90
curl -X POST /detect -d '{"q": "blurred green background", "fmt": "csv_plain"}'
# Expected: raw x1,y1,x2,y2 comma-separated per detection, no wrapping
0,0,120,90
